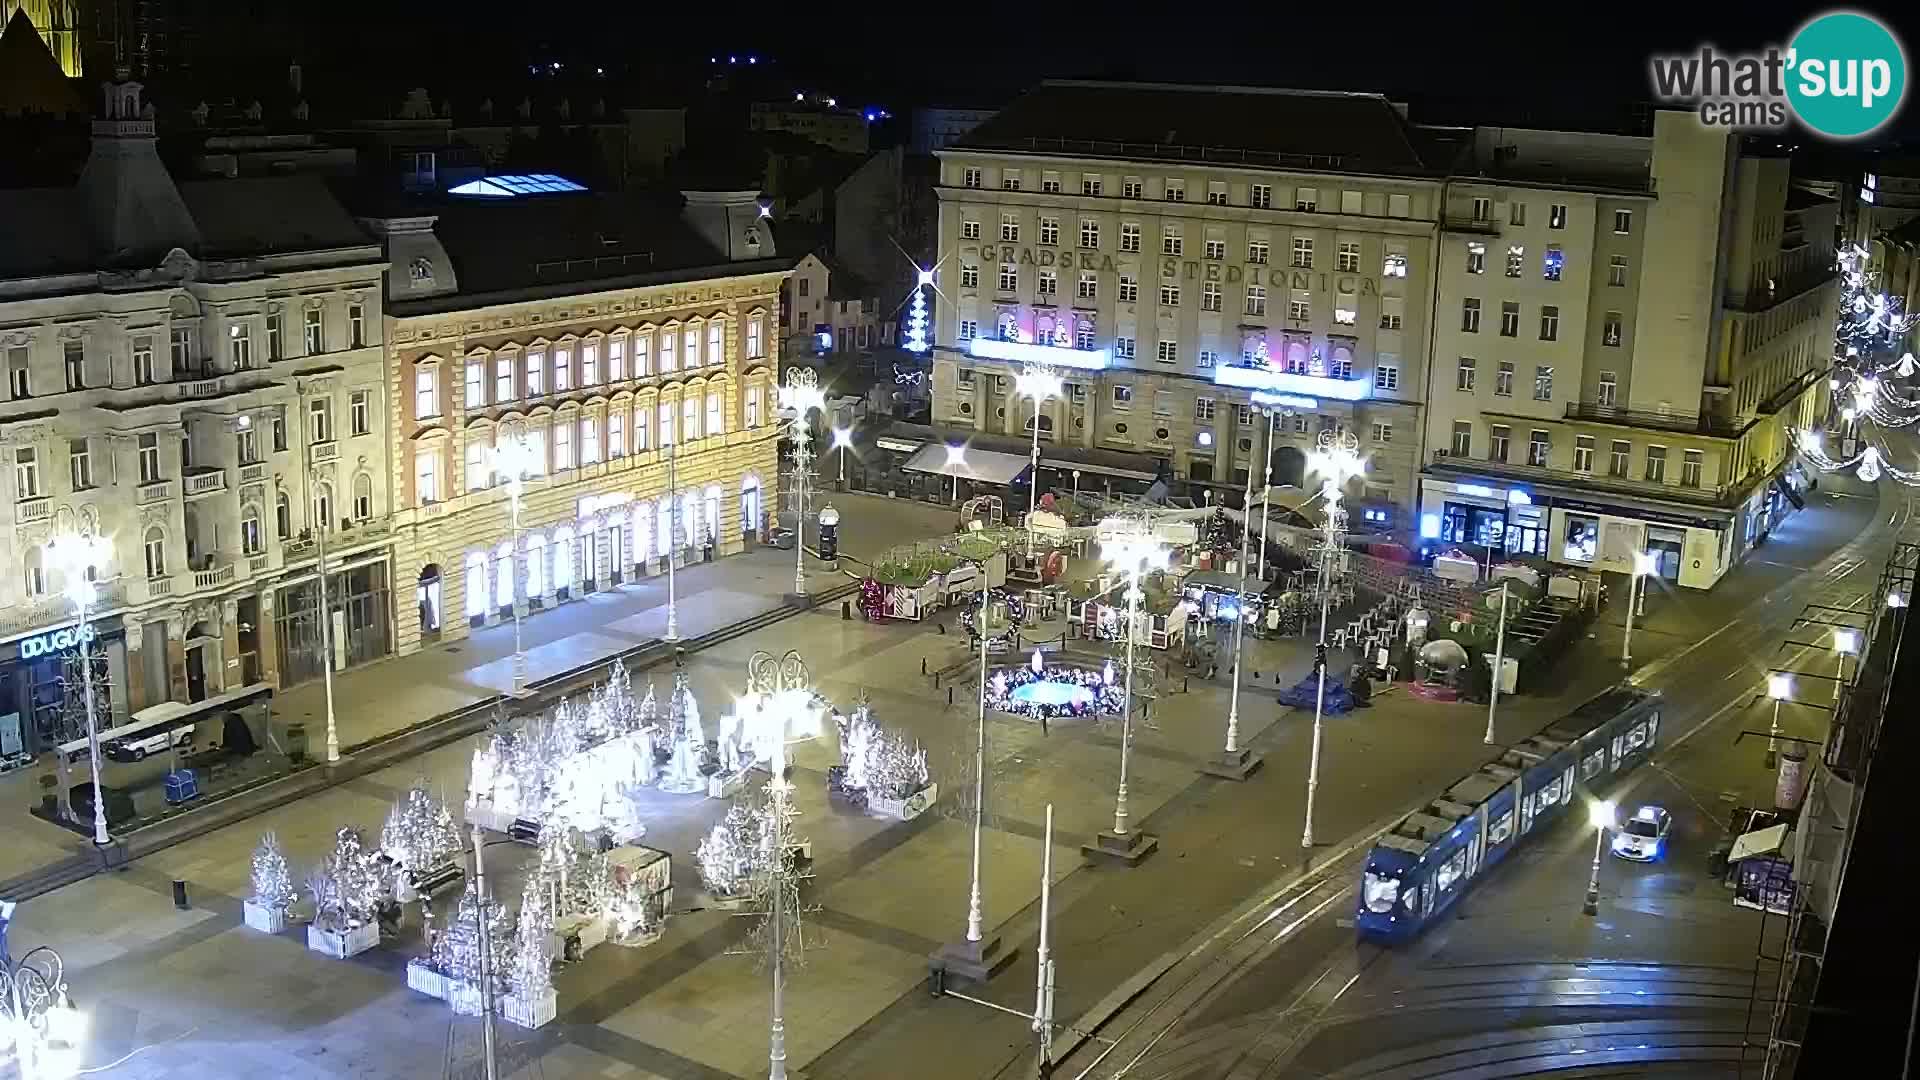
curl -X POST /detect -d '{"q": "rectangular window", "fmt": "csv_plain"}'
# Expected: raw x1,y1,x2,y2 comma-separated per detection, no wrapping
1496,361,1514,397
1374,362,1400,391
271,409,286,452
1371,422,1393,443
1510,201,1527,226
69,438,91,490
1461,298,1481,332
1598,370,1618,406
496,356,514,401
608,337,627,380
963,167,981,188
1500,302,1520,337
1118,275,1138,303
1528,429,1550,467
554,421,574,469
1338,242,1360,273
1288,291,1310,321
1490,425,1511,462
1608,254,1629,287
309,397,332,443
1115,336,1135,360
138,433,160,483
1250,184,1272,208
1603,311,1623,346
582,416,601,463
416,447,439,502
1457,357,1477,392
1001,213,1019,242
1002,173,1021,191
1163,178,1185,202
609,410,626,457
12,448,37,498
1039,216,1059,245
1112,385,1133,408
1201,281,1221,311
958,319,978,340
1291,236,1314,268
1159,283,1180,307
414,367,438,418
1543,246,1564,281
636,406,651,449
962,219,981,240
1120,223,1141,252
7,347,29,399
133,336,157,384
1039,269,1058,298
526,350,546,395
303,307,324,353
224,325,250,372
554,345,574,390
1205,238,1226,260
1162,226,1183,256
1334,290,1357,325
1645,445,1668,482
1471,196,1492,222
1451,421,1472,456
1077,272,1097,300
266,315,283,361
1076,322,1096,350
999,264,1018,291
1245,285,1267,316
1041,173,1062,194
1549,204,1568,229
1081,176,1102,196
1465,241,1486,275
169,327,193,373
349,303,366,348
1295,187,1318,211
632,333,654,377
1534,365,1554,401
746,317,763,359
1156,339,1178,365
1506,245,1524,277
351,390,371,435
744,385,761,428
1195,397,1216,421
1080,219,1099,248
684,330,700,371
1614,209,1633,234
1383,246,1407,278
1539,305,1560,341
1682,449,1704,488
960,265,979,290
1609,440,1631,478
1156,390,1176,417
466,439,488,492
465,359,485,407
682,396,700,440
1123,177,1143,199
1574,435,1595,472
582,341,600,385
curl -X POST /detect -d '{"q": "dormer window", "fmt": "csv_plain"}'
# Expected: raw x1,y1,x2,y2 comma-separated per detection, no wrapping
409,257,434,285
744,226,761,249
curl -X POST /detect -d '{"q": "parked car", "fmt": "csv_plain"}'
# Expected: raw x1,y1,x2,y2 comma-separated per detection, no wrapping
1612,805,1673,862
766,526,797,550
103,726,193,763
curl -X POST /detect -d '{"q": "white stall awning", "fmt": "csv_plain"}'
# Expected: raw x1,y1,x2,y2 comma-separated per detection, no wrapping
902,445,1032,486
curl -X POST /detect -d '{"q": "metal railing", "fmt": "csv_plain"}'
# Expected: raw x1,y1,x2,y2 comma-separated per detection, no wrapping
1562,401,1749,439
184,470,227,496
1428,451,1735,505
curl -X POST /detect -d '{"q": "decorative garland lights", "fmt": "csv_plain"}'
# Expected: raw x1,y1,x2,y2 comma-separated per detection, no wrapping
984,650,1127,721
1799,243,1920,490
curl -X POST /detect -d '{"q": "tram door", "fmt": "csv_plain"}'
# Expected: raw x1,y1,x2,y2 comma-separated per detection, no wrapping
1471,803,1488,876
1516,778,1533,836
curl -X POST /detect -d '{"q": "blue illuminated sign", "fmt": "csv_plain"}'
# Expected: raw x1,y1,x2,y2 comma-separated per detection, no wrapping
20,623,95,660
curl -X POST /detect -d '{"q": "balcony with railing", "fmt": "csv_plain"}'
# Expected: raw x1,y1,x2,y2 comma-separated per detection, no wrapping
192,562,235,590
1560,401,1750,439
1428,450,1739,507
311,440,339,464
15,495,51,524
239,462,267,484
183,468,228,498
1440,214,1502,235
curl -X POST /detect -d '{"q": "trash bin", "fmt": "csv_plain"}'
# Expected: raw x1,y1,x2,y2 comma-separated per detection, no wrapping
285,723,309,764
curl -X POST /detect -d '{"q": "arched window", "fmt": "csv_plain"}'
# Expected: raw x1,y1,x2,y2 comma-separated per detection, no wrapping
465,551,489,618
241,505,263,554
524,533,545,598
998,312,1019,341
740,475,762,539
143,526,166,578
1285,340,1309,374
276,491,292,538
313,481,334,532
353,473,374,520
23,547,46,598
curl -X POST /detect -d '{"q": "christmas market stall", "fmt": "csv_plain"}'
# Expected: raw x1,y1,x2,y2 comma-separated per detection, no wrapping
856,532,1013,621
1067,570,1194,651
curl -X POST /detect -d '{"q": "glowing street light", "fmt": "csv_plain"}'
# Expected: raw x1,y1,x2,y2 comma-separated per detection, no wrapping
1766,672,1793,769
43,532,113,846
1621,550,1659,667
1014,365,1064,556
945,443,968,503
1092,525,1169,862
487,429,544,695
1832,628,1859,706
780,369,827,600
1301,430,1363,850
1484,579,1510,746
1583,799,1616,916
831,426,853,485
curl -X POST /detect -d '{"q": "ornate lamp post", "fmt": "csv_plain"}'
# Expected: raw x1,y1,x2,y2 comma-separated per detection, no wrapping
1203,432,1263,780
296,382,340,763
934,563,1014,982
1766,673,1793,769
0,942,85,1080
486,428,543,696
1014,365,1063,556
43,532,113,847
780,369,826,601
831,426,853,487
1087,522,1168,864
1621,550,1658,666
1583,799,1616,916
1301,429,1363,850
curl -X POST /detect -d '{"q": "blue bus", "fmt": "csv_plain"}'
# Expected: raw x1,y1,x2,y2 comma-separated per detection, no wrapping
1356,687,1662,942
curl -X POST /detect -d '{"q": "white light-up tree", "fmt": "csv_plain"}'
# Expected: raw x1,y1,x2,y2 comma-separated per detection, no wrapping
487,426,544,696
780,369,827,599
1014,365,1063,556
44,531,113,846
1301,429,1364,850
903,267,932,354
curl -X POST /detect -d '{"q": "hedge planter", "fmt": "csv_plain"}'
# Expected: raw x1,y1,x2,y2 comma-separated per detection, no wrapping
242,900,289,934
307,921,378,959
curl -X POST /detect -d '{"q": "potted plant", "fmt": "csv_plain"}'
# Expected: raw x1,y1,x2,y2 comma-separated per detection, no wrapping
243,832,297,933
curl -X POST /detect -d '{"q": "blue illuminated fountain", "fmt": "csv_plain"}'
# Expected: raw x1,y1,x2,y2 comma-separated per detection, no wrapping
986,650,1125,720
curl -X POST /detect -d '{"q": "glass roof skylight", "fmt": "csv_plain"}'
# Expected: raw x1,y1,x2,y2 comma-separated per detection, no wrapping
447,173,588,197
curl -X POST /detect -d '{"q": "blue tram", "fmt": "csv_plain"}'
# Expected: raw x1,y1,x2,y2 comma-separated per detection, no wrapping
1355,687,1662,942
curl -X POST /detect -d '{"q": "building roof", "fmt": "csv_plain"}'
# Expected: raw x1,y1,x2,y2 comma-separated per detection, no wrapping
0,9,82,117
951,80,1437,177
177,176,374,257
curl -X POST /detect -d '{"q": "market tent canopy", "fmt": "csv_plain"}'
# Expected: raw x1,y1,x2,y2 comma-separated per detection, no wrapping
1729,823,1791,863
902,444,1033,486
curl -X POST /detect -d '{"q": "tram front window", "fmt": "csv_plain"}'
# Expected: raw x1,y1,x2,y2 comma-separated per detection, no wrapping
1363,871,1401,913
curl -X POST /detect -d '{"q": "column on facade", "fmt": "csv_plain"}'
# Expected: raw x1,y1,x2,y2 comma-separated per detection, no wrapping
217,598,241,696
164,613,187,703
256,586,283,682
122,613,148,711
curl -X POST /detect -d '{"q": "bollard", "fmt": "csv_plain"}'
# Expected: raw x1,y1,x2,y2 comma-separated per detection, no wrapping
947,687,954,706
172,879,189,910
842,600,852,620
922,657,929,675
1183,677,1189,693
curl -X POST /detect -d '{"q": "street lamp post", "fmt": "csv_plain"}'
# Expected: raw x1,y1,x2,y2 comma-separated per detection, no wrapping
1584,799,1616,916
1832,628,1859,705
1203,443,1262,780
1766,673,1793,769
1070,470,1081,508
44,533,113,847
665,438,680,641
1086,526,1168,864
1621,551,1657,667
486,429,543,695
780,369,826,601
1301,430,1364,850
1484,580,1510,745
295,383,342,763
935,563,1013,980
0,941,85,1080
1014,365,1063,556
831,426,853,487
1251,404,1290,583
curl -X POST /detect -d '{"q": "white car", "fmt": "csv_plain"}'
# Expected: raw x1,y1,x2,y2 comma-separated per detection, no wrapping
104,727,192,763
1612,805,1673,862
